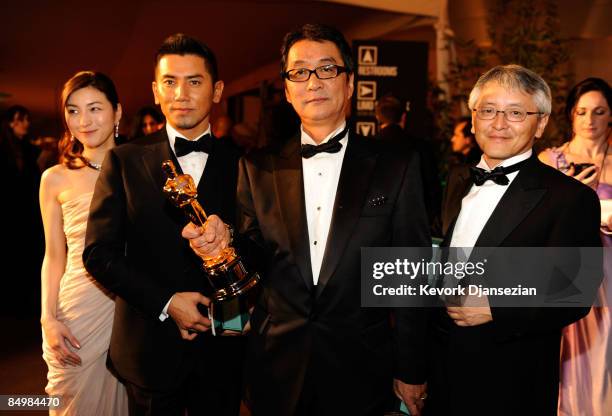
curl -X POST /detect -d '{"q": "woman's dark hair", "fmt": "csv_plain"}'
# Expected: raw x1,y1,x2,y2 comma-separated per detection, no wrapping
128,106,165,140
565,77,612,129
2,105,30,125
280,23,354,76
0,105,30,141
0,105,32,173
59,71,119,169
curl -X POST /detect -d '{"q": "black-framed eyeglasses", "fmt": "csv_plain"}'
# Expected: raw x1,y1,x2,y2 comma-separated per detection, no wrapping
282,64,349,82
473,107,544,122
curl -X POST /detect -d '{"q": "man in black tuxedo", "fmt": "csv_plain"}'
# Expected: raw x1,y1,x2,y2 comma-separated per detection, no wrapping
183,24,431,416
83,34,243,415
374,95,442,236
426,65,602,416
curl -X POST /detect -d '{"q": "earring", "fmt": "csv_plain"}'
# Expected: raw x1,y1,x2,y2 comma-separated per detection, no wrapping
114,123,119,139
70,135,75,142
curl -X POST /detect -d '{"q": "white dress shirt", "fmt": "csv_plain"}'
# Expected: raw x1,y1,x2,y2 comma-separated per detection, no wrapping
166,123,212,186
159,123,212,321
301,122,349,285
450,149,532,249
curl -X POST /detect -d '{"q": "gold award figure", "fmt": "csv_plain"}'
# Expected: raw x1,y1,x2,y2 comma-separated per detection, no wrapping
162,160,260,306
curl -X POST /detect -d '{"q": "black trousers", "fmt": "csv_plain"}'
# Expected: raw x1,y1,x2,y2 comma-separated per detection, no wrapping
292,361,388,416
126,335,246,416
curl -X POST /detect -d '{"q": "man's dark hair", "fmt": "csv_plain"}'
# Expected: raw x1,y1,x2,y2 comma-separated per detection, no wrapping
280,23,354,75
375,95,404,124
458,116,475,142
155,33,219,83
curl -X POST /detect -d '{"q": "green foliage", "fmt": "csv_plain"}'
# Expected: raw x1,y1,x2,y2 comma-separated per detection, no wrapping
486,0,572,145
430,39,488,179
432,0,573,178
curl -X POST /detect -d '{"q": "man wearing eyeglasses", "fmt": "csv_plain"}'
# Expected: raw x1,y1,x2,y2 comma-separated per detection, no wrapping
182,23,431,416
427,65,601,415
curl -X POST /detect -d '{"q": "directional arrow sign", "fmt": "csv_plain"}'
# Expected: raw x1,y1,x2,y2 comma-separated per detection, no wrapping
357,81,376,100
358,46,378,66
356,122,376,137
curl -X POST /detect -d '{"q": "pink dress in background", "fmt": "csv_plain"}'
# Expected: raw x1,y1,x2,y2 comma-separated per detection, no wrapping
552,149,612,416
42,192,128,415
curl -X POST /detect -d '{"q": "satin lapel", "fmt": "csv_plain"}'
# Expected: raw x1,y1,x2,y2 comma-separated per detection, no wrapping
273,136,314,292
474,156,546,247
141,131,186,226
196,138,220,212
316,135,377,298
141,130,179,193
442,168,473,246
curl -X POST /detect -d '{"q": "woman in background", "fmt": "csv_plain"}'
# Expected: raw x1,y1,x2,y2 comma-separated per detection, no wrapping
539,77,612,416
40,71,127,415
127,105,164,141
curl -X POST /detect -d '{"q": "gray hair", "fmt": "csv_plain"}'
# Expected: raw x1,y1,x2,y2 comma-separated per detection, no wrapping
468,64,552,114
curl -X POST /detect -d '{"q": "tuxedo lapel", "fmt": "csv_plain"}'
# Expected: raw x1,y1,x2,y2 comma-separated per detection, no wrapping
474,156,547,247
442,167,473,246
273,136,314,292
141,130,178,193
196,137,221,212
141,130,188,227
316,135,377,298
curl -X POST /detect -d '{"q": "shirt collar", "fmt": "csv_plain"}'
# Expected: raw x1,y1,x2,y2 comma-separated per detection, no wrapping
477,149,532,171
166,123,212,155
300,121,348,146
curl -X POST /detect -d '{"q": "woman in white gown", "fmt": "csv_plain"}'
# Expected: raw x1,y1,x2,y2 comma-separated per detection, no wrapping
40,71,128,415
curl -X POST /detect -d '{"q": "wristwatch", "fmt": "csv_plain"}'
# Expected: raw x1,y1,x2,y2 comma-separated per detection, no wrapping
225,223,234,246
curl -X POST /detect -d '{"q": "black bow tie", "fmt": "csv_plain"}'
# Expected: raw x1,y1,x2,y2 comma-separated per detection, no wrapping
174,134,213,157
301,125,349,159
469,158,529,186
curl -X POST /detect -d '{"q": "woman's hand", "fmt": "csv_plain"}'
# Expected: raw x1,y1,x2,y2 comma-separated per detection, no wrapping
42,318,81,367
567,164,599,188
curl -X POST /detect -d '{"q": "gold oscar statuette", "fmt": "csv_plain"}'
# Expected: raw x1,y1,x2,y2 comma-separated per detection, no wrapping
162,160,260,305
